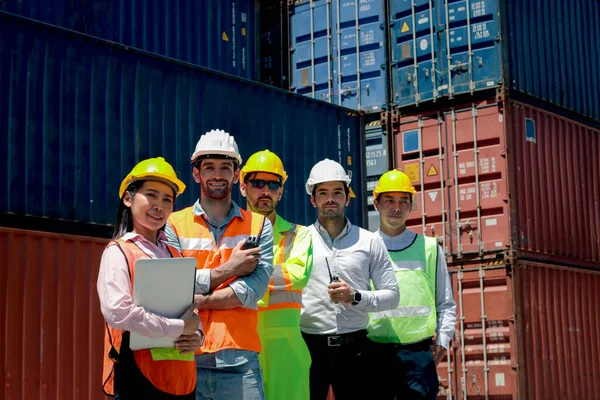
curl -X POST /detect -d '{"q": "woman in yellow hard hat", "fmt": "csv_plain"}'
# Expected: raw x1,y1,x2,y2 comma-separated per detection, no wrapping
97,157,203,399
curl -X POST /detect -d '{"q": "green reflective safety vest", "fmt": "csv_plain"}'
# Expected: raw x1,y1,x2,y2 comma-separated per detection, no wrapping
367,234,438,344
257,215,313,400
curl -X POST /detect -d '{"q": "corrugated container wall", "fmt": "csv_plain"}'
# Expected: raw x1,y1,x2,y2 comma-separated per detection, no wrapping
505,0,600,121
365,118,388,231
387,0,600,121
0,0,258,80
0,228,108,400
259,0,290,89
393,98,600,266
0,13,365,229
289,0,388,113
437,260,600,399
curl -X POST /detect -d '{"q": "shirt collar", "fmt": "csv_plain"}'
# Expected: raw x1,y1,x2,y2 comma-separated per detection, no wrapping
377,227,415,241
192,199,243,225
314,218,352,241
120,230,169,245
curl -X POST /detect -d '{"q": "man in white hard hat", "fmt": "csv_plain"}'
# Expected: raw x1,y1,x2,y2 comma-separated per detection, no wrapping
300,158,400,400
165,129,274,400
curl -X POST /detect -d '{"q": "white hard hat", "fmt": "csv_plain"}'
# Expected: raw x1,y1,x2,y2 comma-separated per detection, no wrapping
305,158,351,195
191,129,242,165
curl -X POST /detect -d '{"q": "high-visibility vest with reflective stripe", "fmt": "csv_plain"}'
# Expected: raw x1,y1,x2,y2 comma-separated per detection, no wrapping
101,239,196,397
168,206,265,354
367,234,438,344
259,223,302,312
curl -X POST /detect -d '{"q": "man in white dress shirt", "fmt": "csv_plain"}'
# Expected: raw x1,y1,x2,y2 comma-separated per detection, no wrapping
300,159,400,400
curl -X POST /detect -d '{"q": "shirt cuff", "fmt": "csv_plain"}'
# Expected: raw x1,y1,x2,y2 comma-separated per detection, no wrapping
229,280,257,309
436,332,452,350
195,270,211,294
166,318,185,338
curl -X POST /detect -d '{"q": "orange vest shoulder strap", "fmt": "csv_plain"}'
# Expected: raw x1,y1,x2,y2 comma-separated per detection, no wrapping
246,211,266,238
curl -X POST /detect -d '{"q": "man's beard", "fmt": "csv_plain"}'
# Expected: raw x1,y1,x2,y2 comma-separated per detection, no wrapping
248,196,277,216
318,202,345,219
201,179,233,200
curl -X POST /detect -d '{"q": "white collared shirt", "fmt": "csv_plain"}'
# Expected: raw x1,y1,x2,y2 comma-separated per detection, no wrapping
300,219,399,335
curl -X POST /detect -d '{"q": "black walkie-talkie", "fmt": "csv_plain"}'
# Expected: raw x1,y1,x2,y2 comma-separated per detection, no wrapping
325,258,340,283
325,257,340,304
243,236,259,250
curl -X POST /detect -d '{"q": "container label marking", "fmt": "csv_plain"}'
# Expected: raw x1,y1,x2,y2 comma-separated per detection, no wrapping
495,373,505,387
428,191,438,203
401,21,411,33
427,164,438,176
402,129,420,153
222,31,229,41
404,163,420,183
525,118,536,143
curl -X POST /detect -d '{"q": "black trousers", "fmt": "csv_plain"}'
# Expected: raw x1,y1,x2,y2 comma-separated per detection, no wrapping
302,330,372,400
113,333,195,400
369,340,439,400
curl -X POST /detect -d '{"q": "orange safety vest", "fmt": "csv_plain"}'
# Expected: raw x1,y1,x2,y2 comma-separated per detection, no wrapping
168,206,266,355
101,239,196,397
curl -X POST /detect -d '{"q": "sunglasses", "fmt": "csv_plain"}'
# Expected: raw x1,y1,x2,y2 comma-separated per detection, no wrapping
248,179,282,190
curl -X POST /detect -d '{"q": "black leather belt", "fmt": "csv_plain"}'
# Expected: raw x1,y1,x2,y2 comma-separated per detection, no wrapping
303,329,367,347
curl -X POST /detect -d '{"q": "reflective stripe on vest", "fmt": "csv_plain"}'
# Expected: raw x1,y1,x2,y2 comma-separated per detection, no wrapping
101,239,196,397
168,206,265,354
261,225,303,311
368,234,438,344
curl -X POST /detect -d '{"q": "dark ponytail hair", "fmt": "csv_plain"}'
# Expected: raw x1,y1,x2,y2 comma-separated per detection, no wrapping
112,181,144,240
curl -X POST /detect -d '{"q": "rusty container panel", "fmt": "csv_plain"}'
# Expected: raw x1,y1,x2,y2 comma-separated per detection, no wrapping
507,101,600,265
396,99,510,259
437,260,600,399
394,97,600,267
437,262,517,399
0,228,108,400
514,262,600,400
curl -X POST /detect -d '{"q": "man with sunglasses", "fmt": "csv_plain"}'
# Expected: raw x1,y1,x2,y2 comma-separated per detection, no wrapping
300,158,399,400
239,150,313,400
165,129,274,400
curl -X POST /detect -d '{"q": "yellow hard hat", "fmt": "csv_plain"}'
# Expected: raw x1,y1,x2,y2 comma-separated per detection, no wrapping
373,169,416,199
119,157,186,198
240,149,288,184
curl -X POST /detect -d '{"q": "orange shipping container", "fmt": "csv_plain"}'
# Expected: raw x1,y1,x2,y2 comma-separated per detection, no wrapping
0,227,109,400
437,260,600,399
393,99,600,267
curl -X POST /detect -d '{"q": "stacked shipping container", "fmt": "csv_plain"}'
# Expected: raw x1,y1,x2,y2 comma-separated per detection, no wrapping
289,0,600,121
0,12,366,399
0,12,365,229
1,0,259,80
289,0,600,398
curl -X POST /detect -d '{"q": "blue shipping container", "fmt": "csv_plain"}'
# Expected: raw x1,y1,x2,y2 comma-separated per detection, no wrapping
0,0,258,81
390,0,502,107
0,13,365,228
289,0,388,113
390,0,600,121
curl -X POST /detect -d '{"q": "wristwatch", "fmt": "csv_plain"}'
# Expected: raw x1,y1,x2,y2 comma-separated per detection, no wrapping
351,290,362,306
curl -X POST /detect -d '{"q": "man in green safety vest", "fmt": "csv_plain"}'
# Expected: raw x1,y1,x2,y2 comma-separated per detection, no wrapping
239,150,313,400
368,169,457,400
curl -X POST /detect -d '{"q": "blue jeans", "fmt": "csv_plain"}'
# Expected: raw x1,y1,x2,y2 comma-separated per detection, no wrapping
195,353,266,400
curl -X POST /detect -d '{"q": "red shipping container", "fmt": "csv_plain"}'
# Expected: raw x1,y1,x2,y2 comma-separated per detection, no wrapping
437,260,600,399
0,227,109,400
393,99,600,267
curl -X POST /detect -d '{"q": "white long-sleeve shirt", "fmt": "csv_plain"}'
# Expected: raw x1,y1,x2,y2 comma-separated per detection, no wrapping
377,229,457,350
301,219,399,335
